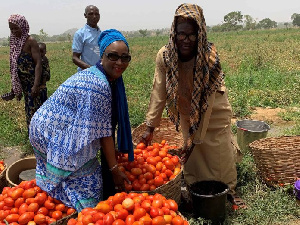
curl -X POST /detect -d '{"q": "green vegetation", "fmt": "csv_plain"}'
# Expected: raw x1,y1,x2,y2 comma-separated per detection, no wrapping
0,28,299,224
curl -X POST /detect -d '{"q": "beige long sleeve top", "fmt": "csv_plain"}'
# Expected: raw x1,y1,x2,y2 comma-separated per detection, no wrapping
146,46,227,144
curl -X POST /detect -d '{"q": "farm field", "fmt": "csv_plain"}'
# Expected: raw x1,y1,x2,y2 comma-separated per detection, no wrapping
0,28,300,224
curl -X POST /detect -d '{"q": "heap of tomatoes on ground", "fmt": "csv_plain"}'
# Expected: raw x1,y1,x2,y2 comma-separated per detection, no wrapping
0,179,76,225
0,160,5,175
68,192,188,225
117,141,182,192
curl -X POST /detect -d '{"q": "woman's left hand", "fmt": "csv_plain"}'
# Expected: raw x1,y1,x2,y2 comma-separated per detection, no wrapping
31,85,39,98
111,168,131,191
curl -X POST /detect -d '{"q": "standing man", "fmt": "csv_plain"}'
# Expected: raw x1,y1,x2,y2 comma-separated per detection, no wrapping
72,5,101,71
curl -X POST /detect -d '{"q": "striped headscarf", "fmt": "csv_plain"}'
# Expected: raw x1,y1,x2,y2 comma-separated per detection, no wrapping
8,14,30,95
163,3,224,162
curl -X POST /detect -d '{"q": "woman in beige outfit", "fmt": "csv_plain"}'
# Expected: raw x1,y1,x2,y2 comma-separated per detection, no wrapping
141,3,246,209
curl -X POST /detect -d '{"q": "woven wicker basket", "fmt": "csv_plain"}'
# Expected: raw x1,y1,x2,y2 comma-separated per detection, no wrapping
133,166,183,204
249,135,300,187
132,118,184,148
0,163,7,193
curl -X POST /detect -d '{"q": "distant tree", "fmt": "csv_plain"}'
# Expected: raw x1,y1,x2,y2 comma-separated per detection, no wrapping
256,18,277,29
291,13,299,20
243,15,256,30
57,36,66,42
39,29,48,42
224,11,243,30
67,34,72,42
291,13,300,27
138,29,148,37
155,30,161,36
31,34,40,42
211,25,223,32
283,22,289,28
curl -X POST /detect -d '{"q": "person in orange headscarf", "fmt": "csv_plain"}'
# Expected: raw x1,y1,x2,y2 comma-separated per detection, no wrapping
140,3,246,210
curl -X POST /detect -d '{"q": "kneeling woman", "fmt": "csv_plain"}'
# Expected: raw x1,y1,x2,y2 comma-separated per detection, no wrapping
29,29,133,212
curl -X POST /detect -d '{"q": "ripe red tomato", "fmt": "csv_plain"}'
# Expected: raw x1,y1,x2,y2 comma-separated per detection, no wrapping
27,202,39,213
22,188,36,199
11,188,25,200
125,215,135,225
115,209,129,220
112,193,126,206
112,219,126,225
154,176,164,187
5,214,20,223
103,213,114,225
152,199,163,208
37,206,49,216
166,199,178,212
66,207,76,215
133,208,146,220
14,197,25,208
152,216,166,225
136,143,146,150
34,213,46,224
51,210,63,220
18,211,35,225
149,207,159,218
172,215,184,225
82,214,94,225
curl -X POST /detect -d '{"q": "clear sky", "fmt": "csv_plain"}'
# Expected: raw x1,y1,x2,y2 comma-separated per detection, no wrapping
0,0,299,38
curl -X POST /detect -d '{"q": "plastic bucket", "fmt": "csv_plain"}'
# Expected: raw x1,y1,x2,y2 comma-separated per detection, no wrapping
189,180,229,223
236,120,270,153
6,157,36,187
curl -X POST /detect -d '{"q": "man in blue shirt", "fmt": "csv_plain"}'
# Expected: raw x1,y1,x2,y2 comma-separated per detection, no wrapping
72,5,101,71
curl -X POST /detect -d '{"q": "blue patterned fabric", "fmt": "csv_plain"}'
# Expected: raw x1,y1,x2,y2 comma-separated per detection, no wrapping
29,66,112,211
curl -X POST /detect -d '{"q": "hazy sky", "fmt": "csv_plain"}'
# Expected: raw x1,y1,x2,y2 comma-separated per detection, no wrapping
0,0,299,38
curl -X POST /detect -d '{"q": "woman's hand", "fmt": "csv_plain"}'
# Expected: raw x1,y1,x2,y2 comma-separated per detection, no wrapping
31,85,39,98
111,167,130,191
140,126,154,146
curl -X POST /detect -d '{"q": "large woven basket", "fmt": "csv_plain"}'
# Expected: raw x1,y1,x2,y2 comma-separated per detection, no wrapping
133,166,183,204
249,135,300,187
132,118,184,148
0,163,7,193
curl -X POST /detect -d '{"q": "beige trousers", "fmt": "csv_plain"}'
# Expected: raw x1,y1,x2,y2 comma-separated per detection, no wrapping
183,91,237,194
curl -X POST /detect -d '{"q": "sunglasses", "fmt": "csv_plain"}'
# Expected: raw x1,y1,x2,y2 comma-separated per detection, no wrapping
176,32,197,42
104,52,131,62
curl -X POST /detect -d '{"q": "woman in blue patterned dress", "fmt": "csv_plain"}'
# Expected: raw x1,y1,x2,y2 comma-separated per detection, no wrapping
29,29,133,212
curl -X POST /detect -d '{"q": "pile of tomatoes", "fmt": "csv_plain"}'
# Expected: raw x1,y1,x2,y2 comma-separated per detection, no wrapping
117,141,181,192
68,192,188,225
0,161,5,175
0,179,76,225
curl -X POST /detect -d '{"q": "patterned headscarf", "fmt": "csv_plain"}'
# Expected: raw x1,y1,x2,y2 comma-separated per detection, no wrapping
8,14,30,95
164,3,224,162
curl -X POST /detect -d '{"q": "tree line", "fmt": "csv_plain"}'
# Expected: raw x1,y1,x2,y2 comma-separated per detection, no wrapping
210,12,300,32
1,12,299,45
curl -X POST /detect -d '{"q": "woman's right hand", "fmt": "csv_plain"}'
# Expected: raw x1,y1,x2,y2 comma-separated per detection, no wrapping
111,168,130,192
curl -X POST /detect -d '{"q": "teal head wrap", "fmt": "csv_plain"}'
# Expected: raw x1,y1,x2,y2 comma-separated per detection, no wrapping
98,29,129,58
